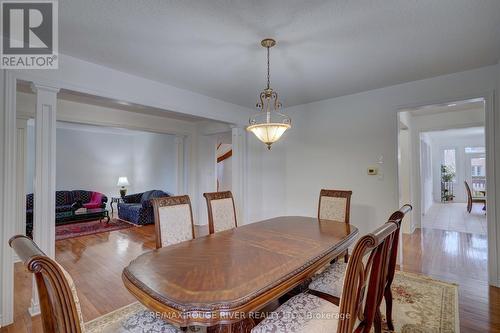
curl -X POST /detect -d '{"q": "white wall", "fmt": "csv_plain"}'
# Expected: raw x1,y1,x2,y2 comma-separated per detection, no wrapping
261,66,497,242
398,128,413,233
26,123,178,202
132,131,177,194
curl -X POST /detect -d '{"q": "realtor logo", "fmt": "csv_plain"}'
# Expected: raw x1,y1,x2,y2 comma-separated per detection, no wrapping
1,0,58,69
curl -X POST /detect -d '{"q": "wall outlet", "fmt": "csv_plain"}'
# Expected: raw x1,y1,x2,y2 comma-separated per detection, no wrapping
367,167,378,175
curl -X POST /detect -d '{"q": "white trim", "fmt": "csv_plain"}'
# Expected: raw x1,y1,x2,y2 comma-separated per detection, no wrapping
30,83,59,315
231,127,247,224
1,71,17,326
28,298,40,317
484,92,499,287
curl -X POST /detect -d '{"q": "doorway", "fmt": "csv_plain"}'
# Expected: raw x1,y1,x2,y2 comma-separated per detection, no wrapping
397,98,490,284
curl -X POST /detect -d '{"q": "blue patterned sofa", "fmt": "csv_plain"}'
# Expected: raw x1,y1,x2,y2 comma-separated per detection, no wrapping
26,190,108,237
117,190,171,225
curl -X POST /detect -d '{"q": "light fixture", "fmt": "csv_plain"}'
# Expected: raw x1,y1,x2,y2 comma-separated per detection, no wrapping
117,176,130,197
247,38,291,150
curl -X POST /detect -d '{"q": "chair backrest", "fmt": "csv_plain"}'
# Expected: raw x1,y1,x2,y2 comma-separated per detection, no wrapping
465,180,473,201
151,195,195,249
203,191,237,234
385,205,412,290
9,235,84,333
318,189,353,223
337,222,399,333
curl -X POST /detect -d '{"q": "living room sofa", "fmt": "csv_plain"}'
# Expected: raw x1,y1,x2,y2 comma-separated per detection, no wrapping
26,190,108,237
117,190,171,225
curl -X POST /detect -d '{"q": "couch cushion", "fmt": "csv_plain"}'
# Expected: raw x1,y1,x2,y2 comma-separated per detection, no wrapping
118,203,143,225
26,194,34,210
72,190,91,203
83,202,102,209
56,191,73,206
140,190,156,204
56,205,73,213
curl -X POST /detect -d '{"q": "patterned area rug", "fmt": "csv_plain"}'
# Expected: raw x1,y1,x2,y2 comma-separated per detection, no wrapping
84,271,458,333
56,219,133,240
379,271,459,333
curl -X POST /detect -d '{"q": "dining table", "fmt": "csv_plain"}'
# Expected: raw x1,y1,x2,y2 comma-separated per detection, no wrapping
122,216,359,332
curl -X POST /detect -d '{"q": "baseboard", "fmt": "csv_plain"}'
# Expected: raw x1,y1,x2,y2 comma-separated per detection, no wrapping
29,298,40,317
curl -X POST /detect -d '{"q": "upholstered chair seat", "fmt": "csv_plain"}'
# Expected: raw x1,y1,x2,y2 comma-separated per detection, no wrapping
203,191,238,234
252,220,401,333
308,261,347,299
251,293,339,333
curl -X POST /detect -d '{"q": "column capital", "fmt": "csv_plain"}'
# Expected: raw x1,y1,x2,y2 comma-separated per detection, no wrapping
174,135,186,144
30,82,60,94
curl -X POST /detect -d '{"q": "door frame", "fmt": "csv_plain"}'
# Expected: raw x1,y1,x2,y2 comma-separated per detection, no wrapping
396,92,498,287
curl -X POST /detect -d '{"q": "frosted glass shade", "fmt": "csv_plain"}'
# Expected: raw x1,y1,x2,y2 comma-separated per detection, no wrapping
117,176,130,187
247,110,291,149
247,123,290,149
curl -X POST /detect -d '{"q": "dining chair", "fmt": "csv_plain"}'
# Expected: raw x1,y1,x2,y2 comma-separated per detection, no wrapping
203,191,237,234
464,180,486,213
251,221,399,333
9,235,183,333
318,189,353,262
152,195,195,249
308,204,412,331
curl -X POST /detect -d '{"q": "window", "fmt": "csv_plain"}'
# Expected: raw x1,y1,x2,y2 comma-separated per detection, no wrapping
465,147,485,154
472,166,483,177
442,149,456,183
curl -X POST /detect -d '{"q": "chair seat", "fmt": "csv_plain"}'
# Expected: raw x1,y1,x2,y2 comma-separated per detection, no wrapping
308,262,347,298
85,302,183,333
251,293,339,333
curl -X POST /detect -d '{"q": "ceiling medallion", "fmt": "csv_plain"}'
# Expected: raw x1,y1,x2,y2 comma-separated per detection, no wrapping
247,38,291,150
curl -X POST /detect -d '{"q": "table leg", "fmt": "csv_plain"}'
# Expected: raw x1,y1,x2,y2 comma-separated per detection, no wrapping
206,318,255,333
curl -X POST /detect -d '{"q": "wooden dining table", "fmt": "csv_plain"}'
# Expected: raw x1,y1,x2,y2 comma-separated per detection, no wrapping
122,216,358,332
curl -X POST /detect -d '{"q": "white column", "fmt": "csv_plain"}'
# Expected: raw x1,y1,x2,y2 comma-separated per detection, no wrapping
29,83,59,316
174,135,186,195
1,71,17,326
231,127,247,225
16,118,29,243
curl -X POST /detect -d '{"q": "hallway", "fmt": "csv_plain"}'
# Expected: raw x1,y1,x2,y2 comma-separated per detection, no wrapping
421,202,487,234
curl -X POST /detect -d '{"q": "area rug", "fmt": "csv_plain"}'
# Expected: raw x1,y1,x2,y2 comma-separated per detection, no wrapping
56,219,133,240
378,271,459,333
84,271,459,333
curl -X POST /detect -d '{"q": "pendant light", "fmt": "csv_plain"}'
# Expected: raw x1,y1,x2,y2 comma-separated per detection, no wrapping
247,38,291,150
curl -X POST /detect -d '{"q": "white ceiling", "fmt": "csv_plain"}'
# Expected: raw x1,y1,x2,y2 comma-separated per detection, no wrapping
425,126,485,140
405,98,485,117
59,0,500,108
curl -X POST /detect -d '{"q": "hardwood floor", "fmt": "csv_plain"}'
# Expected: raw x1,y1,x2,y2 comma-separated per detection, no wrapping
1,224,499,332
401,227,500,333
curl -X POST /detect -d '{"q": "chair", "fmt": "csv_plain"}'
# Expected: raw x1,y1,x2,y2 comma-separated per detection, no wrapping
9,235,182,333
464,181,486,213
308,204,412,331
152,195,195,249
318,189,353,262
251,221,399,333
203,191,237,234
